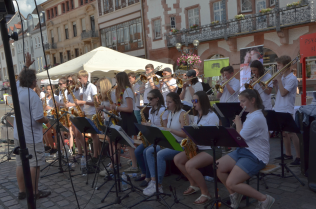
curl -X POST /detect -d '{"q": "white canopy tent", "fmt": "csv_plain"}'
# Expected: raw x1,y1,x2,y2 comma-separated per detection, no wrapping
36,47,173,81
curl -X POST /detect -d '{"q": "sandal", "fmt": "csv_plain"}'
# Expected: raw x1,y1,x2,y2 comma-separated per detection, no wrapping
193,194,212,205
35,190,51,199
183,186,200,196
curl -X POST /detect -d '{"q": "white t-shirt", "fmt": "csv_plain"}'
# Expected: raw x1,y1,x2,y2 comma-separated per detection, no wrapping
13,87,44,144
119,87,135,109
45,94,58,108
67,87,83,103
132,83,141,110
148,107,168,127
183,82,203,103
198,77,202,82
40,92,45,99
167,109,186,143
253,73,273,110
143,77,160,104
240,110,270,164
82,82,98,115
193,111,219,150
274,73,298,115
160,78,177,105
220,77,240,103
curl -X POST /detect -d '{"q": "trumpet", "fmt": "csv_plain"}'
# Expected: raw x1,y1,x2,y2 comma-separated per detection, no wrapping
259,55,300,88
176,74,204,88
215,68,244,93
139,65,163,85
245,65,275,89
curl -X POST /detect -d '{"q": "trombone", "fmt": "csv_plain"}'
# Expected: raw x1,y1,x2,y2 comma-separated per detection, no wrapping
138,65,163,85
215,68,243,93
176,74,204,88
245,65,275,89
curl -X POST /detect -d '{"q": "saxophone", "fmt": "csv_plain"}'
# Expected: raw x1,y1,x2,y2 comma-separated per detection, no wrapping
68,85,84,117
138,104,150,148
180,108,197,159
160,108,167,127
107,88,118,125
61,88,71,127
92,94,103,131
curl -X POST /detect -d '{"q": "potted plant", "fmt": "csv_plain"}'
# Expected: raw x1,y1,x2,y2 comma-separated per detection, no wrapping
190,24,199,29
235,14,245,20
177,54,202,68
211,20,219,25
287,0,301,7
259,8,272,14
170,28,179,34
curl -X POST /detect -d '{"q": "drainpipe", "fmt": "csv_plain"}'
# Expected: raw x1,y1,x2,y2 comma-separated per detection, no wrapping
140,0,148,59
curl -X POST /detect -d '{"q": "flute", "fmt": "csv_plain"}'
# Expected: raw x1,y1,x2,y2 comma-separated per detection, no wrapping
231,106,246,128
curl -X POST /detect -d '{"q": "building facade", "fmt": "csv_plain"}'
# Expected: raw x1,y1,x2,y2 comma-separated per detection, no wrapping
42,0,100,66
97,0,146,57
143,0,316,90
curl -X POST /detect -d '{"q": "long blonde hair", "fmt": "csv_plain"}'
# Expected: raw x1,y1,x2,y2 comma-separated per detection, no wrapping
115,72,133,104
98,77,112,101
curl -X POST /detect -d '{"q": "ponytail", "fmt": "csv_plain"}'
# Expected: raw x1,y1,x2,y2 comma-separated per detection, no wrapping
239,89,265,114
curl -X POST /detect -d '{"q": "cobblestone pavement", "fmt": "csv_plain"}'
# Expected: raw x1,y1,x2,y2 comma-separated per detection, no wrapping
0,104,316,209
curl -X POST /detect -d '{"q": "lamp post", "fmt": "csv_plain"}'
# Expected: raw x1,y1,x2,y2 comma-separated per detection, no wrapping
175,39,200,70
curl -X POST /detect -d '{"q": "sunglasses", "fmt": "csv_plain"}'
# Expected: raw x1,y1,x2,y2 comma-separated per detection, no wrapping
67,80,73,83
191,99,198,104
147,97,155,101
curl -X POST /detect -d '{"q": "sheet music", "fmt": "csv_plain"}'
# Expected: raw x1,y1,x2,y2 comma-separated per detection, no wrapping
110,125,136,148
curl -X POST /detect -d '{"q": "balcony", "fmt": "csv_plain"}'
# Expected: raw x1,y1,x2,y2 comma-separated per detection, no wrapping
44,43,57,50
81,30,99,42
166,3,314,47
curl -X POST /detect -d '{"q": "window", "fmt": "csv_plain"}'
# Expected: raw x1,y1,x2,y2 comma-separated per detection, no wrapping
170,17,176,29
66,1,70,11
57,27,61,42
81,18,86,32
153,19,161,39
50,30,54,43
213,1,224,22
67,50,71,60
40,12,45,23
55,7,57,16
38,37,41,46
62,3,66,13
270,0,275,6
256,0,266,12
90,16,95,31
60,52,63,63
51,9,54,18
241,0,252,12
188,8,199,27
104,0,109,11
47,10,50,19
65,25,69,39
75,48,79,57
115,0,121,8
71,0,74,9
80,0,84,5
73,22,77,37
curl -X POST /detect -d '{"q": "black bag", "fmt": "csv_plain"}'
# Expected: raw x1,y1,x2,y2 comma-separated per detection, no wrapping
201,82,213,95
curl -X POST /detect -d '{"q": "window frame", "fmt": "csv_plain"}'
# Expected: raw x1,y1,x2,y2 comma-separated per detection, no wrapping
187,7,200,28
213,1,224,22
170,16,176,29
270,0,275,6
73,22,77,37
65,25,69,39
153,19,161,39
240,0,252,13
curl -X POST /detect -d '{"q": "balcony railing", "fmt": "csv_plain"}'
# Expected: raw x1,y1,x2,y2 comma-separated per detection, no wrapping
166,3,314,47
81,30,99,40
44,43,57,50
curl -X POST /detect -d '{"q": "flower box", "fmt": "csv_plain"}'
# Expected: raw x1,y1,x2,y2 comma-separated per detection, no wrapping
177,54,202,67
235,14,245,20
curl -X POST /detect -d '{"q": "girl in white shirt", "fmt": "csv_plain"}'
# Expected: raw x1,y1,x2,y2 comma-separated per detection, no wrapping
217,89,274,209
250,60,273,110
174,91,221,205
134,89,168,187
110,72,138,173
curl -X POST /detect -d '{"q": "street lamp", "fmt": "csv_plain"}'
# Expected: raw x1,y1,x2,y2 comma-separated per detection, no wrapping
176,39,199,54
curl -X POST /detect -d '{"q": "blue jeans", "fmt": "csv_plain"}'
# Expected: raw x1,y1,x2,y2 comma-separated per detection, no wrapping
146,147,180,184
134,110,141,124
135,144,158,178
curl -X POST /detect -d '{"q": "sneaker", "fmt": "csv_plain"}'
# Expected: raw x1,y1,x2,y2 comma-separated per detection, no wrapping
44,146,51,152
124,166,139,173
255,195,275,209
49,148,58,155
135,175,146,182
143,180,155,191
99,169,108,177
35,190,51,199
274,154,293,160
229,192,243,209
290,158,301,167
18,192,26,200
143,183,163,196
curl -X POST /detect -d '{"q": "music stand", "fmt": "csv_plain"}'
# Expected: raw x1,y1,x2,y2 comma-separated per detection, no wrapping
70,117,101,185
213,103,247,127
0,115,14,164
127,124,174,209
265,110,305,186
183,126,248,209
97,125,142,209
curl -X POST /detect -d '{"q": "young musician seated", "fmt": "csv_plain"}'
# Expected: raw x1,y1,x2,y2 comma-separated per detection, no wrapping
216,66,239,103
250,60,273,110
134,89,168,187
179,69,203,104
174,91,222,205
273,56,300,166
75,70,101,165
143,92,188,196
217,89,274,209
159,67,177,105
109,72,139,173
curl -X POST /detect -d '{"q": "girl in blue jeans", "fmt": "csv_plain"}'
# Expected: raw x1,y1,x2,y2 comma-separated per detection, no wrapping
143,92,188,196
134,89,168,187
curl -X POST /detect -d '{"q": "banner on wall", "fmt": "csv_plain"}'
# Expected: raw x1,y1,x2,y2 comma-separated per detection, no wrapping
239,45,264,91
204,57,229,77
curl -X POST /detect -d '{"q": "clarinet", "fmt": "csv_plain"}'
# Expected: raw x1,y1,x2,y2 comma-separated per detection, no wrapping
231,106,246,129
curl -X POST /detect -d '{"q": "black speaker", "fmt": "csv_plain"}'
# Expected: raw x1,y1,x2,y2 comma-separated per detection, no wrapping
308,120,316,192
